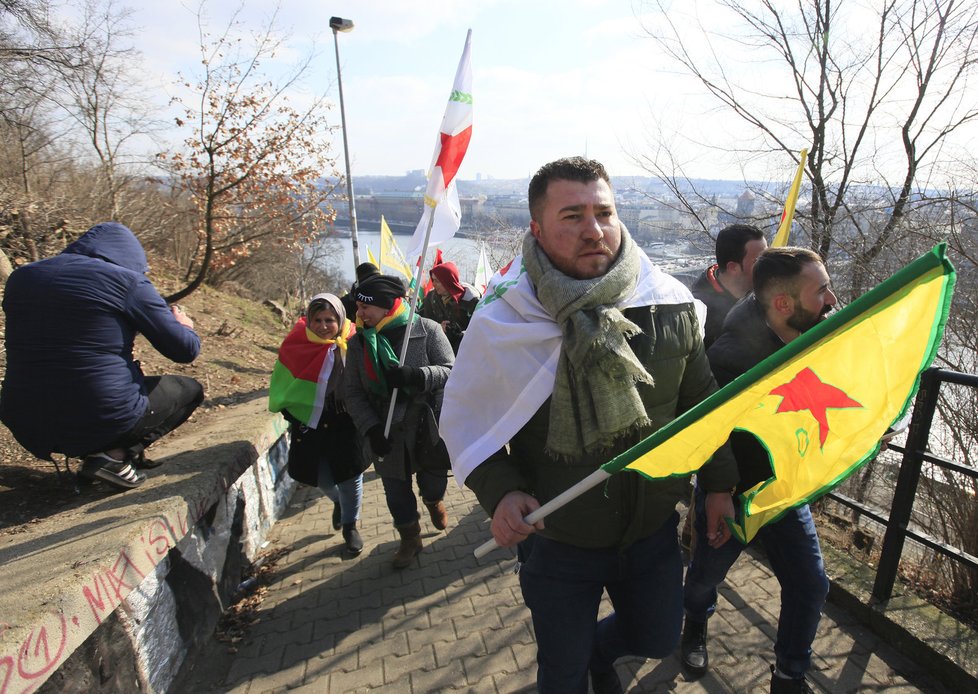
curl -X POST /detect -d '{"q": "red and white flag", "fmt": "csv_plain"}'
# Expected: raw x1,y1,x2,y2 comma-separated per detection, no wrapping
407,30,473,259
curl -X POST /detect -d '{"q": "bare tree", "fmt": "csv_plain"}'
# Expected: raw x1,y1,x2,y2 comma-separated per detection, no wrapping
158,3,342,302
639,0,978,287
1,0,157,260
0,0,83,90
51,0,159,219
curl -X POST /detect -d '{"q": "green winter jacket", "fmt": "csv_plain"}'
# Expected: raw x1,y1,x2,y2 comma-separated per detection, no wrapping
465,302,739,550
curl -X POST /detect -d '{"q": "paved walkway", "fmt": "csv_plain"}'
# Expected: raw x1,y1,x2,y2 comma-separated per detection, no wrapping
188,470,950,693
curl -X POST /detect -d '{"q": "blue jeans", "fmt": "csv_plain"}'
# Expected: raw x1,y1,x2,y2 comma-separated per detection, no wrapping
683,488,829,678
317,457,362,525
518,513,684,694
380,470,448,526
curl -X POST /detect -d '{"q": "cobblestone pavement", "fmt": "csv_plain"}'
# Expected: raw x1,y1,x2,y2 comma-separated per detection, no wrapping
190,470,950,693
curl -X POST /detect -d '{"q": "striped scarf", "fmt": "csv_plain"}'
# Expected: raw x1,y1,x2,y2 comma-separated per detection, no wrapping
360,298,416,397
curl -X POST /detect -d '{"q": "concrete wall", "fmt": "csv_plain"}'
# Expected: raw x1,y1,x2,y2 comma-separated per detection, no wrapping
0,399,294,694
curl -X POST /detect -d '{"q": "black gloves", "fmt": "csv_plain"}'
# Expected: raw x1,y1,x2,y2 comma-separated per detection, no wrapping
385,365,425,389
367,425,392,456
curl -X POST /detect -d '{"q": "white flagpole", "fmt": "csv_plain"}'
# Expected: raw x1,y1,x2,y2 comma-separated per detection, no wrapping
472,469,612,559
380,29,471,438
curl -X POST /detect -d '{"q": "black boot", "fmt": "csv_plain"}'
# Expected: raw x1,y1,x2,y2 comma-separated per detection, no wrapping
680,618,709,678
332,504,342,531
342,523,363,556
770,665,814,693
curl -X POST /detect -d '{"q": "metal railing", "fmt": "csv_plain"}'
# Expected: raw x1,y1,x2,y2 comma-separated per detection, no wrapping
824,367,978,604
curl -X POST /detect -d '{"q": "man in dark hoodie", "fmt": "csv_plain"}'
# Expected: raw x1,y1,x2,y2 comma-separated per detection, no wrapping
0,222,204,490
691,224,767,348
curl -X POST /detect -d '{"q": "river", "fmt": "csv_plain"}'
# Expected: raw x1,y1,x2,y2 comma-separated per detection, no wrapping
322,229,712,287
324,230,490,286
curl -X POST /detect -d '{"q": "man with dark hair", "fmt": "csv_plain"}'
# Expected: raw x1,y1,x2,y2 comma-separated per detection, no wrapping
341,261,382,317
692,223,767,347
441,156,739,694
0,222,203,490
681,246,836,694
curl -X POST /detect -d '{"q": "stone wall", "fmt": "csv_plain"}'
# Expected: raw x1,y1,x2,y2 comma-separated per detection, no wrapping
0,399,293,694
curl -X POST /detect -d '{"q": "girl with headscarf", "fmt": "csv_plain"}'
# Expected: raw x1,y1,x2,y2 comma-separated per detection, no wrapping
269,293,367,556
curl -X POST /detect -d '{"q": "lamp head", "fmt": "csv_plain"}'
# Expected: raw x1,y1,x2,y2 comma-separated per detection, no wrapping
330,16,354,33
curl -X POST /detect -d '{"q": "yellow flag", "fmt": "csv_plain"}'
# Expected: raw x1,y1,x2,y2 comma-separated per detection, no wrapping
772,149,808,247
602,244,955,543
380,216,415,281
367,245,379,267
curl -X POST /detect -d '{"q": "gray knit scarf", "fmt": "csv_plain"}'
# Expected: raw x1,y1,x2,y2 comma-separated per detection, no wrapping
522,224,654,459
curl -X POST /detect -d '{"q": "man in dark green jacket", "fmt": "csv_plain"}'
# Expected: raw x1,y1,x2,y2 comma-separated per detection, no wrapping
441,157,738,694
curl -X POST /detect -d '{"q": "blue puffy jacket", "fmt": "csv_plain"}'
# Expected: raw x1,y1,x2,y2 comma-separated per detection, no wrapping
0,222,200,459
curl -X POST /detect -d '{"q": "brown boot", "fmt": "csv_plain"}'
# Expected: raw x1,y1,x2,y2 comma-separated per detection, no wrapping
423,499,448,530
392,520,422,569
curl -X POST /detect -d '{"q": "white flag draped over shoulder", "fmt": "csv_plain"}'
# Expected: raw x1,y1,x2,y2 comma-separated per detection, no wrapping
406,30,473,259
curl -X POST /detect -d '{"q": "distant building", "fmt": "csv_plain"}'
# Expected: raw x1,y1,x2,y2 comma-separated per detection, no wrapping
336,192,486,234
736,189,756,218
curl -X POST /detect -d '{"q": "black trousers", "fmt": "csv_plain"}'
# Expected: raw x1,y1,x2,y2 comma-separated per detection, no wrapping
102,375,204,457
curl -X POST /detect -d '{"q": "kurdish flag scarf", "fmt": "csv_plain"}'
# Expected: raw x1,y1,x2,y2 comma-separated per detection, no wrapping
268,317,351,426
361,297,416,398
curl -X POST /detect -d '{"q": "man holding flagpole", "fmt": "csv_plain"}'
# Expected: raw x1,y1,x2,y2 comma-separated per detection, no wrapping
681,247,835,693
343,274,455,569
441,157,738,694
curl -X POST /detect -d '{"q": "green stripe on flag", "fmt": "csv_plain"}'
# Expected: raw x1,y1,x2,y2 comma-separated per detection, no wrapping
601,243,955,475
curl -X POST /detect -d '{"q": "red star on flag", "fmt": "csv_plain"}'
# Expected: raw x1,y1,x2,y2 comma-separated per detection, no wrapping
770,367,862,448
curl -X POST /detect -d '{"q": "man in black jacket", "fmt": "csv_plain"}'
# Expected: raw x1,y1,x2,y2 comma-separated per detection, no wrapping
681,246,837,694
691,224,766,348
1,223,202,490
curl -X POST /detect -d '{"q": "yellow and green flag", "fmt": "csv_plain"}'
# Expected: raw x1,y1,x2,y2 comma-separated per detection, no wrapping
601,244,955,543
380,216,415,281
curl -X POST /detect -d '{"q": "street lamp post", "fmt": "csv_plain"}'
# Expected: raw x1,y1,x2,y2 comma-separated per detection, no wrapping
330,16,361,269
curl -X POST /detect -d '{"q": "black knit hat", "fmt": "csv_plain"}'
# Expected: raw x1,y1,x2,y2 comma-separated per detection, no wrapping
355,262,381,283
355,274,405,310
